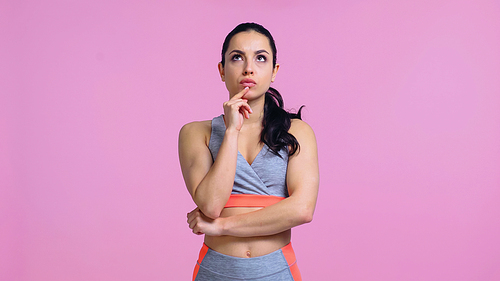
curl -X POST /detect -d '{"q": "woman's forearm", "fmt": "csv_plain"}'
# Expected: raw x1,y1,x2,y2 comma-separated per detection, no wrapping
193,128,239,218
218,196,315,237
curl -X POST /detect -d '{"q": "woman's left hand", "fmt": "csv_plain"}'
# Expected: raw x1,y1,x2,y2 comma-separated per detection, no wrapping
187,207,224,236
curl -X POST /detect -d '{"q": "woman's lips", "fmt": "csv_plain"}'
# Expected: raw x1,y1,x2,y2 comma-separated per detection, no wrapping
241,82,256,87
240,79,256,87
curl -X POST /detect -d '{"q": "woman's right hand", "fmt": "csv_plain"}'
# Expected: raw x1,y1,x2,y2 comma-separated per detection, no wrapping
223,87,252,131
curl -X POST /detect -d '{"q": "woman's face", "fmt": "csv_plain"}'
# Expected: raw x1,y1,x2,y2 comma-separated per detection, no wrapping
218,31,279,99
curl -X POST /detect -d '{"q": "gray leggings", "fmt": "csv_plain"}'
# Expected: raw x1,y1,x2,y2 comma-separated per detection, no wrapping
193,243,301,281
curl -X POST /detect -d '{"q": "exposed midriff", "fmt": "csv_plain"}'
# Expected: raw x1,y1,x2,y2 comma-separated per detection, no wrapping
203,207,291,258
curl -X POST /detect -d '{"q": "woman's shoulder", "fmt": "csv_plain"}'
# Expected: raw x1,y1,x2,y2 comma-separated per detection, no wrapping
181,120,212,131
289,118,315,137
289,119,317,157
179,120,212,143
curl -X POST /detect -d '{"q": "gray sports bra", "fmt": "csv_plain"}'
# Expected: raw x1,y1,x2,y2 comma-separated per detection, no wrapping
208,114,289,198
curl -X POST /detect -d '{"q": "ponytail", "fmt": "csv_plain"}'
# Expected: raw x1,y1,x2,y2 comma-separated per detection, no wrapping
261,87,303,157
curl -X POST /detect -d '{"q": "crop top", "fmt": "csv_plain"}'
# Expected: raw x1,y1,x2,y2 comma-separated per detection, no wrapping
208,115,289,207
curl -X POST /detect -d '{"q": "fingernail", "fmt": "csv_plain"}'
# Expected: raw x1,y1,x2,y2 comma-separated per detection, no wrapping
244,87,249,90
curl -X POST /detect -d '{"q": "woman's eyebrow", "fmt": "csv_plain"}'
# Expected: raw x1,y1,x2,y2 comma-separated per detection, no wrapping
228,49,270,55
229,50,245,55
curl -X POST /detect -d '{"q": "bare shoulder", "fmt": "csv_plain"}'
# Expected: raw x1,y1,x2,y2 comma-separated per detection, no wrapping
179,120,212,136
179,120,212,145
289,119,315,138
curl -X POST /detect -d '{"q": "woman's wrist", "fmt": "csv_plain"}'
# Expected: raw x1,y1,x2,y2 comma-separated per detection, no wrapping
225,127,240,136
216,216,229,236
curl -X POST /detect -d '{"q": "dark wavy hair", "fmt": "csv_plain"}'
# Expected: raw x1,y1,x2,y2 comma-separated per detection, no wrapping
220,22,303,156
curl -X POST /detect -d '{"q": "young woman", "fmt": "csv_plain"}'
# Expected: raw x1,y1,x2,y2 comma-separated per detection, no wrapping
179,22,319,281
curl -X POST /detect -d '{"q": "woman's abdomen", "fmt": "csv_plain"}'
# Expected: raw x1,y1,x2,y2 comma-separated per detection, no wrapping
203,207,291,258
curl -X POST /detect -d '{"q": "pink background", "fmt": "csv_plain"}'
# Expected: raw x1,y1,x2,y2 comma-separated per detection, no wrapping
2,0,500,280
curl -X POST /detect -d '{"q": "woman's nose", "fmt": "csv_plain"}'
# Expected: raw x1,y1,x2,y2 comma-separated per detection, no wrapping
243,62,254,75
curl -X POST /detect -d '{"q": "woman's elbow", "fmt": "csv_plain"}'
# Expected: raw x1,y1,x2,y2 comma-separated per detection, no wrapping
302,210,314,224
198,204,222,219
296,205,314,224
205,210,222,220
196,196,224,219
193,192,223,219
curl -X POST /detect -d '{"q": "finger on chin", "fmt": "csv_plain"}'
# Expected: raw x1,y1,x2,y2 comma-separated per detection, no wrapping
232,87,249,99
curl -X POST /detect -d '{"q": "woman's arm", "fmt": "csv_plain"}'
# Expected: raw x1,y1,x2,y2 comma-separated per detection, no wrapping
179,121,236,219
179,88,252,219
187,119,319,236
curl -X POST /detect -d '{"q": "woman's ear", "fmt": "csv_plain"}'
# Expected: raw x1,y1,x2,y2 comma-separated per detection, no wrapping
218,62,225,82
271,63,280,82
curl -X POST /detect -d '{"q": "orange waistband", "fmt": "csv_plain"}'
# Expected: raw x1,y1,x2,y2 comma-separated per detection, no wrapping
224,194,285,208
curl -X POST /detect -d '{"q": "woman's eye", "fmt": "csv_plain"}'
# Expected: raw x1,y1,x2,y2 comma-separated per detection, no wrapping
256,55,267,62
231,54,242,61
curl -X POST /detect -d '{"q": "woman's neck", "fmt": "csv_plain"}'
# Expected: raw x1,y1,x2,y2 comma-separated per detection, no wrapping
243,95,265,126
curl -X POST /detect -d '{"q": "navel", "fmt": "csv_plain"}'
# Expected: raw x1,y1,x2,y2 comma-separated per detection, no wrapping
246,250,251,258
